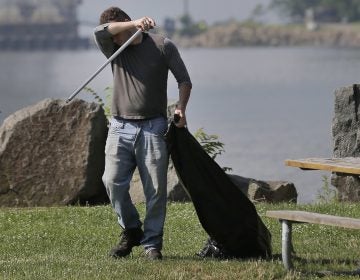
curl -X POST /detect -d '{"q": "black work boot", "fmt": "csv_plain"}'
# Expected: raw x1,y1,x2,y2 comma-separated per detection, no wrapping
109,228,144,258
145,247,163,260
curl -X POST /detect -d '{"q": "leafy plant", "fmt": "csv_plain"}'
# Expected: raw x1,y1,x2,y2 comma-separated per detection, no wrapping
316,175,338,204
84,86,113,118
194,128,232,172
194,128,224,159
84,86,104,107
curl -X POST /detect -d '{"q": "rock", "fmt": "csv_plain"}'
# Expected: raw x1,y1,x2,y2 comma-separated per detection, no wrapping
0,98,108,207
332,84,360,201
130,171,297,204
331,174,360,202
332,85,360,158
229,175,297,203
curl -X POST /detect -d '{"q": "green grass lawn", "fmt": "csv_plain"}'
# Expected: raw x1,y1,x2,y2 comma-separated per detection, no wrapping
0,202,359,279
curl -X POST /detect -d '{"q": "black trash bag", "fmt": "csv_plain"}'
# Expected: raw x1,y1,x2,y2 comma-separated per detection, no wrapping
166,123,272,259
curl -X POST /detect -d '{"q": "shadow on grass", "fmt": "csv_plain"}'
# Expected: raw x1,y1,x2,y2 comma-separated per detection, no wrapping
307,268,360,278
292,256,360,277
164,254,270,262
163,253,360,277
163,255,204,261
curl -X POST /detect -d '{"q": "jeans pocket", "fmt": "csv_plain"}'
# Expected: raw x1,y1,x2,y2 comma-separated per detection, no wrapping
109,119,124,135
109,119,136,141
149,118,168,137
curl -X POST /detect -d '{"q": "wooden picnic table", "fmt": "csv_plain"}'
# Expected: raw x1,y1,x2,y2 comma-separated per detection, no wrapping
266,157,360,274
285,157,360,175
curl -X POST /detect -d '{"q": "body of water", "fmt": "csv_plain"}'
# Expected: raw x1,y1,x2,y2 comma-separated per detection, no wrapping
1,46,360,203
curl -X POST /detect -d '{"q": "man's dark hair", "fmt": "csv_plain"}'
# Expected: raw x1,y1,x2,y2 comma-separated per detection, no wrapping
99,7,131,24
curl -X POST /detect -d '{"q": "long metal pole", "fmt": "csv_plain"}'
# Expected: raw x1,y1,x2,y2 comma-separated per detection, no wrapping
66,29,142,103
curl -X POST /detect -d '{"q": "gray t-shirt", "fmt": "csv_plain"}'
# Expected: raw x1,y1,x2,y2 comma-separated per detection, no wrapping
94,24,192,119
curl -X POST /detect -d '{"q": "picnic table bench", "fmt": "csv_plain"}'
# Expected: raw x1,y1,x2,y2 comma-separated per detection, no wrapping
266,157,360,272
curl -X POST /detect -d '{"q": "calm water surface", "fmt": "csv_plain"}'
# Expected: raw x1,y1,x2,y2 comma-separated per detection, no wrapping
1,47,360,203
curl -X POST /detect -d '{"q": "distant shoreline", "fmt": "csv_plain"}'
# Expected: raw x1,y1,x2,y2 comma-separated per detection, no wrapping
172,23,360,49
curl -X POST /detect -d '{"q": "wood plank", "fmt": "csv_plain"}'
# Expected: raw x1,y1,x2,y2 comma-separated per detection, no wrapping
285,157,360,175
266,210,360,230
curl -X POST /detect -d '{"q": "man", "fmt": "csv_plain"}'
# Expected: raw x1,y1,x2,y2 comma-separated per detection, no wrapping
94,7,192,260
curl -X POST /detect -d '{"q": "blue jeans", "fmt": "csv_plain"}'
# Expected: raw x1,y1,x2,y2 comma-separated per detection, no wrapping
102,116,169,250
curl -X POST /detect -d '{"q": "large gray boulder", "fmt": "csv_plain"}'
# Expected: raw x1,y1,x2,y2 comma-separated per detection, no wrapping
229,175,298,203
0,98,108,206
130,171,297,204
332,84,360,201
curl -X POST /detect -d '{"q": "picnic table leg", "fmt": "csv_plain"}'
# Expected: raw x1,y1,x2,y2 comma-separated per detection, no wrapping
281,219,294,270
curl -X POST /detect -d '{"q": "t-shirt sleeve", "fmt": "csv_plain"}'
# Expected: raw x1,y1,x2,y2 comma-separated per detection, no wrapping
93,23,117,58
164,38,192,89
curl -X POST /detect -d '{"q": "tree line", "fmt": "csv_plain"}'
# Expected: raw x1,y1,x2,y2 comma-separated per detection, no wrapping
270,0,360,23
